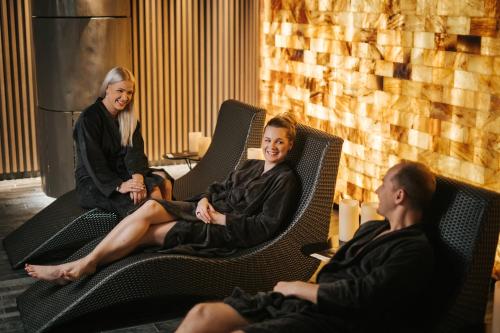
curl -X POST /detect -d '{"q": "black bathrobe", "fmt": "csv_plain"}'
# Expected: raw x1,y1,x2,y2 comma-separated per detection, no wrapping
74,98,171,218
156,159,300,256
225,220,435,333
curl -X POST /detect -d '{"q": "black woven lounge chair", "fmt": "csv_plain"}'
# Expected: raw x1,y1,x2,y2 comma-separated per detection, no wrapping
424,176,500,333
3,99,265,269
17,124,344,333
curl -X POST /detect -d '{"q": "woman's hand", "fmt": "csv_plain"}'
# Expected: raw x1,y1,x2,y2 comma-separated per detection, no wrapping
208,210,226,225
117,179,145,194
273,281,319,304
196,197,214,223
130,188,147,205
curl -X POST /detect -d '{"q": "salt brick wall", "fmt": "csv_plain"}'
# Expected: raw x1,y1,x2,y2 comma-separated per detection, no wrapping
259,0,500,202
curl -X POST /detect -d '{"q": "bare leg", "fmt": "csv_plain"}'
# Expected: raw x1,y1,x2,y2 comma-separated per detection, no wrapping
149,186,163,201
152,170,173,200
176,303,249,333
26,200,177,282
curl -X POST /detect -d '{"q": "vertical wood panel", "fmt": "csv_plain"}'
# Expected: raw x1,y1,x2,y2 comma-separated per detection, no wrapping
0,0,38,180
0,0,260,179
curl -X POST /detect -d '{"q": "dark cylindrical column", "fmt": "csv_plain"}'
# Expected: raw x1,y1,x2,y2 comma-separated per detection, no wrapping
31,0,132,197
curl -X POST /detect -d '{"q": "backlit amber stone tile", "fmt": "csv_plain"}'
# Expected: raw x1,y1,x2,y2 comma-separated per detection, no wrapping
432,68,454,87
393,62,412,80
414,31,435,49
450,141,474,162
491,94,500,111
473,146,497,167
438,0,485,16
375,60,394,77
405,15,425,31
481,37,500,56
387,13,405,30
474,91,490,111
359,58,376,73
454,70,479,91
457,35,482,54
431,136,451,154
467,54,493,75
377,29,400,46
429,118,441,135
452,52,468,70
460,162,487,184
435,33,457,51
411,64,433,83
425,15,446,33
401,80,423,97
430,102,452,121
384,46,409,63
446,16,470,35
416,0,438,15
421,83,443,102
470,18,498,37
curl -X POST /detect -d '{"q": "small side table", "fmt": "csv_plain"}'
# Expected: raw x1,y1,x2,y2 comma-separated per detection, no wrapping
163,152,200,170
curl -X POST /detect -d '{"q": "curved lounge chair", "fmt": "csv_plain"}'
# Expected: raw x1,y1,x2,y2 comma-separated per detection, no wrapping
17,124,344,333
424,176,500,332
3,99,265,269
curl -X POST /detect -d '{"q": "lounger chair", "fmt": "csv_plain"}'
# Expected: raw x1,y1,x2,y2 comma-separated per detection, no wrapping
17,124,344,333
3,99,265,269
424,177,500,332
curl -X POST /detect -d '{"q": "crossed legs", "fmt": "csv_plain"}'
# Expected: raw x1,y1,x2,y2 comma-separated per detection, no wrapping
176,302,249,333
25,200,177,284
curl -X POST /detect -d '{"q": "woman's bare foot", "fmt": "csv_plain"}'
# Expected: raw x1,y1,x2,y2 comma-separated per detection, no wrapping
25,263,69,285
60,257,97,281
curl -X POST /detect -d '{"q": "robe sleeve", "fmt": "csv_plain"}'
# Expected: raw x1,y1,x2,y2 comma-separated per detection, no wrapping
316,239,434,314
224,171,299,248
124,122,150,176
75,115,123,197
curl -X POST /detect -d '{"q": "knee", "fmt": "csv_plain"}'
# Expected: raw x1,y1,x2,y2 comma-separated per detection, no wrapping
136,199,165,218
185,303,217,324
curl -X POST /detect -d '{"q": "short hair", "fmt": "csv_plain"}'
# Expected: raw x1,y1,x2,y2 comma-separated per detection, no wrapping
390,161,436,212
265,112,297,142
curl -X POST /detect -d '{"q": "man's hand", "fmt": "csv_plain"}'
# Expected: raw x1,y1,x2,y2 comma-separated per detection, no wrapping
273,281,319,304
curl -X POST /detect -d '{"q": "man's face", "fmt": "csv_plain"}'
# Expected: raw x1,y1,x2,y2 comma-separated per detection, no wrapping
375,166,401,217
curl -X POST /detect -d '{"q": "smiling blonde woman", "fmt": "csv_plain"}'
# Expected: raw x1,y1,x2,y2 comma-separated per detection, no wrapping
72,66,174,219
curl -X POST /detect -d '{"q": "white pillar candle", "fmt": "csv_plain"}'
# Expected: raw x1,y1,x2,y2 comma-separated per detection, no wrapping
360,202,384,224
198,136,211,158
188,132,202,152
493,281,500,333
247,148,264,160
339,199,359,243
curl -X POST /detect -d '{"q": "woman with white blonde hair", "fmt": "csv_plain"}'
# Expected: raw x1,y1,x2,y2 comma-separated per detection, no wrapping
72,66,173,218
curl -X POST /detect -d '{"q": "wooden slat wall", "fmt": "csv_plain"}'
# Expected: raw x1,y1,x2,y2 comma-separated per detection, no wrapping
0,0,37,180
131,0,260,163
0,0,260,179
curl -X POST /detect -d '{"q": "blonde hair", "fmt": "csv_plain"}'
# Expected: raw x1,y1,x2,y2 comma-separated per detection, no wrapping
265,112,297,142
99,66,137,146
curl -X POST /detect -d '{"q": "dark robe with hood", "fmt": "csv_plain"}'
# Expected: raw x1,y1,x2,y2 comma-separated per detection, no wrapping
74,98,173,218
224,220,435,333
155,159,300,256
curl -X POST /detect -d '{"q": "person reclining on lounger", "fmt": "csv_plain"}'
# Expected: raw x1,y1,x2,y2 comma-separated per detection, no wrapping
25,114,300,284
175,161,436,333
73,66,174,218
